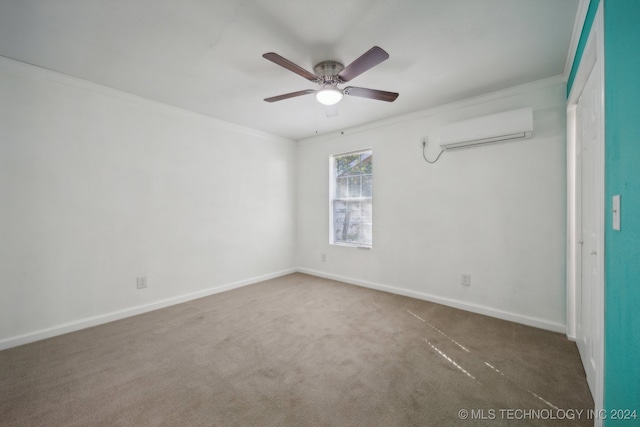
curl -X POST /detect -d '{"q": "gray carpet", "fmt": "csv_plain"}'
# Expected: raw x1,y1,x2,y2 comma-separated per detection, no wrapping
0,273,593,426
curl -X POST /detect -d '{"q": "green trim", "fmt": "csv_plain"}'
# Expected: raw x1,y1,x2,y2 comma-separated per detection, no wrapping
567,0,600,95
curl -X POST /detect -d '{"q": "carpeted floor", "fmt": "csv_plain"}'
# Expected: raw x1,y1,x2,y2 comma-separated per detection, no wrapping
0,273,593,426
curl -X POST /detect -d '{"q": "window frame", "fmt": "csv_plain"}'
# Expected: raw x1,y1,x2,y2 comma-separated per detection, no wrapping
329,148,373,249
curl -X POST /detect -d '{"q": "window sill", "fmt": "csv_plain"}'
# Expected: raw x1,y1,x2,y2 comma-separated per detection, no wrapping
331,242,372,249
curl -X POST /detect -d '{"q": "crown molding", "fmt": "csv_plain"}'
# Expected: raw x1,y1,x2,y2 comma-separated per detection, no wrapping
298,74,566,145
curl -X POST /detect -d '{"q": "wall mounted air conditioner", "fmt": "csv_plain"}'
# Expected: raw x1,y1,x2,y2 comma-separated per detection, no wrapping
438,108,533,151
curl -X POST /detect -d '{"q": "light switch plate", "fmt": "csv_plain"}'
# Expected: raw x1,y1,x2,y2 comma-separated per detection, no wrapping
612,195,621,231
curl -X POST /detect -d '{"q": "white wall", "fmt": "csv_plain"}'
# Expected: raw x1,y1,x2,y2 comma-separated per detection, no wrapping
297,78,567,332
0,58,296,348
0,55,568,348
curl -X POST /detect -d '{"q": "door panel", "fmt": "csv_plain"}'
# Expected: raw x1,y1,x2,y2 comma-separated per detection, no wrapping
576,60,601,397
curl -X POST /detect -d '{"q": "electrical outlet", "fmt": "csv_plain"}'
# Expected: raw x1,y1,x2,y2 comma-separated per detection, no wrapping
321,254,327,263
461,273,471,287
136,276,147,289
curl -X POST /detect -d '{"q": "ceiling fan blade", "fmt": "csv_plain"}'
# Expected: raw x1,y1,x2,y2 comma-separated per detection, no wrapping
337,46,389,82
344,86,399,102
263,52,319,82
264,89,315,103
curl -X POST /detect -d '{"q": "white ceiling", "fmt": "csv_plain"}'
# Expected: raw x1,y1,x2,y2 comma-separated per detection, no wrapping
0,0,580,141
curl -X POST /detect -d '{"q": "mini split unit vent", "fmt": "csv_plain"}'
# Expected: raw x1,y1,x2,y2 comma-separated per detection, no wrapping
438,108,533,151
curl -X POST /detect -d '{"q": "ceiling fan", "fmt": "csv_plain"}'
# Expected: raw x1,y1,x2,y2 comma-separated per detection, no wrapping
262,46,399,110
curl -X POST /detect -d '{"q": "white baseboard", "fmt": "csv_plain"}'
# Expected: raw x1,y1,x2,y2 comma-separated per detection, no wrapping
0,268,296,351
1,267,566,351
297,268,567,334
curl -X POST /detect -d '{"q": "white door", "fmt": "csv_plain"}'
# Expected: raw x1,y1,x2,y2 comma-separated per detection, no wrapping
576,59,602,397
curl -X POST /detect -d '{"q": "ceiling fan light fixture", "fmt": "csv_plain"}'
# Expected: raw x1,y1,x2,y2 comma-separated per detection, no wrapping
315,86,343,106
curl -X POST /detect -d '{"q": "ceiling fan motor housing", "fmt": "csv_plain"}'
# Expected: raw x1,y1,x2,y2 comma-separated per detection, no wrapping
314,61,344,86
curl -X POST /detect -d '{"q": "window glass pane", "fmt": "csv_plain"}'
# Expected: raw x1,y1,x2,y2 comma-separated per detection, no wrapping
333,201,348,242
346,222,361,243
362,175,372,197
336,177,348,198
348,176,361,198
331,149,372,247
361,200,372,221
361,222,372,243
332,200,372,246
335,152,371,177
348,201,361,223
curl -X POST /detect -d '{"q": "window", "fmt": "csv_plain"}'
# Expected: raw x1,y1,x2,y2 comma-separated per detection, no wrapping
330,149,372,248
